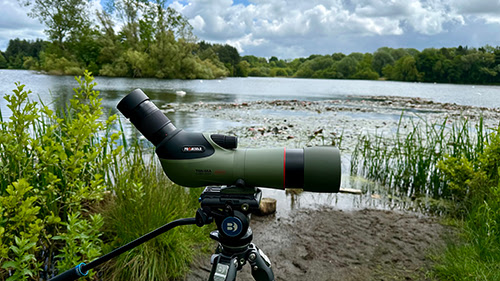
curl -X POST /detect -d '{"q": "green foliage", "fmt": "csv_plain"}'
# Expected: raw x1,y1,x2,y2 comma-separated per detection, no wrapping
372,49,395,75
0,180,43,281
432,126,500,280
101,149,210,281
2,236,39,281
384,55,422,82
1,71,213,280
241,45,499,83
0,52,8,69
22,57,39,70
0,71,120,280
41,53,84,75
3,38,46,69
19,0,92,46
53,212,104,278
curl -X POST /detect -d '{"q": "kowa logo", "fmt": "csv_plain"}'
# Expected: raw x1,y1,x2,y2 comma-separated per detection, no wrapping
182,145,205,153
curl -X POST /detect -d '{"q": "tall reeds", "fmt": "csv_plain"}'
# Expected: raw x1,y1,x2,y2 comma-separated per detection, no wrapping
350,112,490,213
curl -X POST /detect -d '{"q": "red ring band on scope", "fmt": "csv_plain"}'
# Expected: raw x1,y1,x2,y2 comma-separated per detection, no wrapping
284,148,304,189
283,148,286,189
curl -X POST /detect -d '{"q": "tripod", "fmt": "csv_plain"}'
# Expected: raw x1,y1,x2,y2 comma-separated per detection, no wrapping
48,183,275,281
200,185,274,281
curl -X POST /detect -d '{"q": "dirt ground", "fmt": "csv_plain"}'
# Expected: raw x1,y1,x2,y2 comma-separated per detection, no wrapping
186,208,452,281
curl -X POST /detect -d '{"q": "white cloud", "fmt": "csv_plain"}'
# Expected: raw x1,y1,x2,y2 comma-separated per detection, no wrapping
190,15,206,33
453,0,500,25
225,33,266,54
181,0,496,57
454,0,500,14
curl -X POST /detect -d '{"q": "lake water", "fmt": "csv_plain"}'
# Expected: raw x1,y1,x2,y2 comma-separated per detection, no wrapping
1,70,500,216
2,69,500,122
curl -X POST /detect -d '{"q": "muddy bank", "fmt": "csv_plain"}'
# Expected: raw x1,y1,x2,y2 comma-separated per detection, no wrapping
187,208,451,281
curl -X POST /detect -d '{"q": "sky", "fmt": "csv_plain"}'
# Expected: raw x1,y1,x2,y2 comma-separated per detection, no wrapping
1,0,500,59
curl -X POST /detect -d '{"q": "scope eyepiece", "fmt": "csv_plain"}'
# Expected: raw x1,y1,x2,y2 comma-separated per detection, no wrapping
117,89,177,146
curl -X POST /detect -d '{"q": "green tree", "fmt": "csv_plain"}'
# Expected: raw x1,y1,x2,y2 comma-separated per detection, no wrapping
214,44,240,76
4,39,46,69
242,55,268,68
0,52,7,68
386,55,422,81
331,52,346,61
18,0,91,50
294,60,315,78
348,52,363,62
372,49,394,76
388,48,409,61
236,60,250,77
416,48,441,82
352,53,379,80
95,10,124,69
336,56,358,78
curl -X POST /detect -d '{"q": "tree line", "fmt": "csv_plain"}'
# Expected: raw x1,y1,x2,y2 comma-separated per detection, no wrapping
239,45,500,84
0,0,499,84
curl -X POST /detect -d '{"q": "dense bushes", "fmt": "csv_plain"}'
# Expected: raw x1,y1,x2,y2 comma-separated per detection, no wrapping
0,71,119,280
0,72,207,280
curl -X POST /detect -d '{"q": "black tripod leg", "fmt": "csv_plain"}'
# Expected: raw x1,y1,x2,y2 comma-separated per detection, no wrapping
248,247,275,281
208,254,238,281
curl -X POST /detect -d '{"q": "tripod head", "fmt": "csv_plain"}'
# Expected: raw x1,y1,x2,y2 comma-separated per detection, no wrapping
196,184,274,281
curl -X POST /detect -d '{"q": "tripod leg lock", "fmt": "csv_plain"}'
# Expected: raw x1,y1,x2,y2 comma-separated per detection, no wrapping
209,255,238,281
248,247,275,281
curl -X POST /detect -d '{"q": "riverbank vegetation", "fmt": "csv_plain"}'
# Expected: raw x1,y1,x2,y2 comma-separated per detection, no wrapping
0,71,208,280
1,1,499,83
350,115,500,279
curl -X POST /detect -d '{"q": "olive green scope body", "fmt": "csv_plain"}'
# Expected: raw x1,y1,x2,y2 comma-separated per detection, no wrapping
117,89,341,193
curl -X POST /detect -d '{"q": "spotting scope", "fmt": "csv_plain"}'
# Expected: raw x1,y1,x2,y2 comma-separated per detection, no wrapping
117,89,341,192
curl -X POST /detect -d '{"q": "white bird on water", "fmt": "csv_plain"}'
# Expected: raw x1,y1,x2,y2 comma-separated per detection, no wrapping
175,90,186,97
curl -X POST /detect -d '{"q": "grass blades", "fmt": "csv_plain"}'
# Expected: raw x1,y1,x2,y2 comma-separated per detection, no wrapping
350,112,490,214
99,146,210,281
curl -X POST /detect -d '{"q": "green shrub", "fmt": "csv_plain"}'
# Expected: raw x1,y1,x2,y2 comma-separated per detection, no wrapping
0,70,121,280
432,125,500,279
22,56,39,70
99,59,130,77
41,54,84,75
